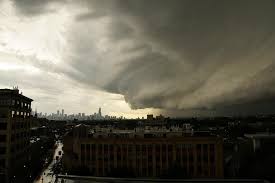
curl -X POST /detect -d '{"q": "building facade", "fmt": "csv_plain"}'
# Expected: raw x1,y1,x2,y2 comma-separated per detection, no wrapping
63,125,223,178
0,88,33,183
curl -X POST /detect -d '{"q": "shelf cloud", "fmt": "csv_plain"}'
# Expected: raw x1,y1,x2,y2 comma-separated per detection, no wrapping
1,0,275,116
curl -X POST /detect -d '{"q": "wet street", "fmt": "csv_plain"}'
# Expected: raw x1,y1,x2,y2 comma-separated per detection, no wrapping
34,141,63,183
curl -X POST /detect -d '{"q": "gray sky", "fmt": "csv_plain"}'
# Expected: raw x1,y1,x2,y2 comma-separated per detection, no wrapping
1,0,275,117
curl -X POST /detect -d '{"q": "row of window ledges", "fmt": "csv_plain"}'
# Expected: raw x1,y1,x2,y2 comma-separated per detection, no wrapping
0,146,29,169
80,163,217,177
11,111,32,118
79,143,216,157
0,99,31,109
0,121,31,131
0,131,31,143
77,148,217,177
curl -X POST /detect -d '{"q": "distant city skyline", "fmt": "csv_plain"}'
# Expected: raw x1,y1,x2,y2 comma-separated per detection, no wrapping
36,107,125,120
31,102,158,119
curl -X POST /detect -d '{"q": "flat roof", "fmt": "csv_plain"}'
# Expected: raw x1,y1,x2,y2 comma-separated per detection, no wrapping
245,133,275,139
57,175,270,183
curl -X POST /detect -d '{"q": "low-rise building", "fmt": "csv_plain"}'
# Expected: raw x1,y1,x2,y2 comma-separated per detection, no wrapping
63,124,223,178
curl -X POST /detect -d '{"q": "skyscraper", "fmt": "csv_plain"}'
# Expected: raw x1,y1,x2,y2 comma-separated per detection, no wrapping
62,109,64,117
98,107,102,117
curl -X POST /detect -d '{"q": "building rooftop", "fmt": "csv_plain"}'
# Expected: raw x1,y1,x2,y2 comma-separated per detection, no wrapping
57,175,270,183
0,88,33,101
72,124,219,139
244,133,275,139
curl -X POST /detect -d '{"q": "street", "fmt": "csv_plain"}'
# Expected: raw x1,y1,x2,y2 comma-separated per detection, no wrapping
34,141,63,183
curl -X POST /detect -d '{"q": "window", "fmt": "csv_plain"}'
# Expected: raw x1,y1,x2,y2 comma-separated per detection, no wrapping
86,144,90,150
198,165,202,175
196,144,202,162
109,144,113,152
110,152,114,161
104,144,108,152
86,144,90,161
189,165,194,175
136,145,140,152
0,135,6,142
168,144,172,151
189,151,194,162
117,153,121,161
0,100,7,105
0,147,6,154
91,144,95,153
0,123,7,130
197,144,201,152
210,166,216,176
142,145,146,153
81,144,85,151
0,159,5,168
210,144,215,152
210,154,215,163
156,144,160,152
203,144,208,151
142,168,147,176
0,112,7,118
98,144,102,154
168,145,173,163
81,154,85,161
203,144,208,162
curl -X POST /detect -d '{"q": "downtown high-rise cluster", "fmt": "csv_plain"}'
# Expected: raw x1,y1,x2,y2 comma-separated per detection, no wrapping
36,107,119,121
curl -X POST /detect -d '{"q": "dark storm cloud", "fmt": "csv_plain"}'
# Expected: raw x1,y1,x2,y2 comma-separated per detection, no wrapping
95,0,275,115
10,0,275,115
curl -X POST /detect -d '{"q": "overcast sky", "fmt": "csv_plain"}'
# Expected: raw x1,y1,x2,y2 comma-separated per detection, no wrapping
1,0,275,118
